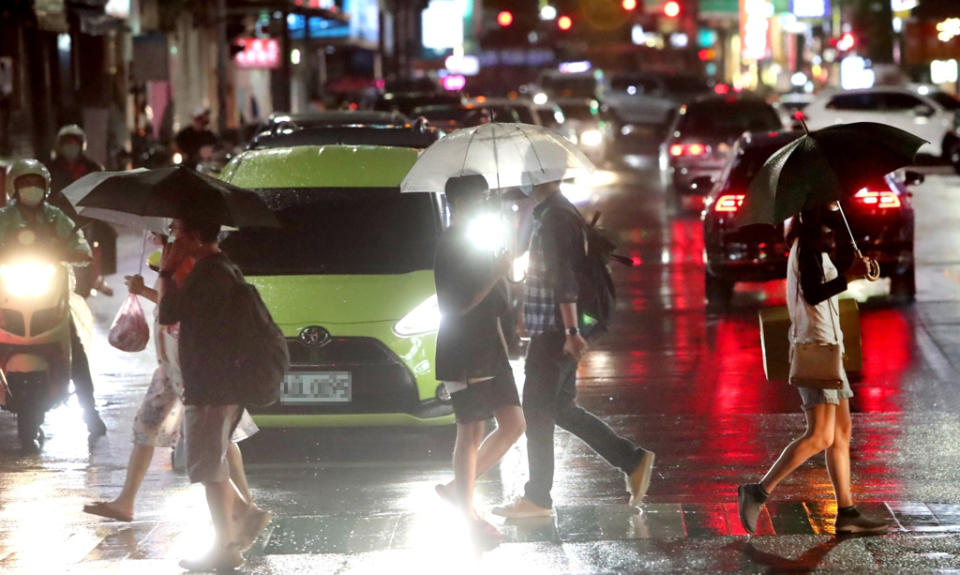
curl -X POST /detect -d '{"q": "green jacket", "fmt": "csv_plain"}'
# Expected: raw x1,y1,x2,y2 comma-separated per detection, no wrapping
0,200,91,260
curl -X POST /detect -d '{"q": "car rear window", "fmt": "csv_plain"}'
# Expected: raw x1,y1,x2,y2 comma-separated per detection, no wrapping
927,91,960,110
220,188,440,275
826,93,880,111
677,101,781,138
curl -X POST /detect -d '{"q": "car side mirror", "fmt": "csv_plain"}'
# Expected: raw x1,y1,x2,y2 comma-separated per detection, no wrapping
914,105,935,118
904,170,924,186
690,176,715,193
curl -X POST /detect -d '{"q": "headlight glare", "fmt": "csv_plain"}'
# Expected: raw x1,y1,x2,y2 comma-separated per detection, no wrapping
0,261,56,299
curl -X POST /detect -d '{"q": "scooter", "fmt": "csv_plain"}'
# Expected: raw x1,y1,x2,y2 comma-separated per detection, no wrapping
0,236,78,452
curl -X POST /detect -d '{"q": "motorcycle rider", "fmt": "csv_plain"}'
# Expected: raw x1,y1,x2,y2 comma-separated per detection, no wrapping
46,124,116,297
0,159,107,437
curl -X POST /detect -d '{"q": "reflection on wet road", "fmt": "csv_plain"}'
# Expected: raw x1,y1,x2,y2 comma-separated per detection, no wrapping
3,167,960,572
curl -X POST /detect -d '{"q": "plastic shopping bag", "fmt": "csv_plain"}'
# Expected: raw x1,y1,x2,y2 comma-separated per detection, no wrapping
108,294,149,352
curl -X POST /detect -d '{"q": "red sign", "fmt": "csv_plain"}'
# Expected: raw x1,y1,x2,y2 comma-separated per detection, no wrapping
235,38,280,69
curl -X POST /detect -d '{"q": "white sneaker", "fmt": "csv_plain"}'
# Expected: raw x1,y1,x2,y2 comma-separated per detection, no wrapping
491,497,554,518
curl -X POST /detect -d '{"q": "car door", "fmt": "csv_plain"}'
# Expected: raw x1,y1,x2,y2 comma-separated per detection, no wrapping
877,91,942,155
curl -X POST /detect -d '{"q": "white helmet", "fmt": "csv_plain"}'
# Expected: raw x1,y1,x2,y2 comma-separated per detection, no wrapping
57,124,86,144
5,159,51,202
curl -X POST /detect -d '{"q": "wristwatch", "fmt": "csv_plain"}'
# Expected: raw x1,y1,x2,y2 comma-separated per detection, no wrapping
565,327,580,336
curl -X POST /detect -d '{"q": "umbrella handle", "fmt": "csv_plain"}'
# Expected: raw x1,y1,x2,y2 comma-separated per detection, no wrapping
854,248,881,282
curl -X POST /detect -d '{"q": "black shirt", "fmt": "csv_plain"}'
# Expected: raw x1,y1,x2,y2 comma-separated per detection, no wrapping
174,127,218,166
434,229,510,382
159,252,240,405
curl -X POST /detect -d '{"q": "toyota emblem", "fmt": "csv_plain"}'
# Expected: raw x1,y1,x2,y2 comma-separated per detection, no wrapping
299,326,332,347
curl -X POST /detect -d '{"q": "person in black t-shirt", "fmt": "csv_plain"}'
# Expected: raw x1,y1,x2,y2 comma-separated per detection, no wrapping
433,175,525,549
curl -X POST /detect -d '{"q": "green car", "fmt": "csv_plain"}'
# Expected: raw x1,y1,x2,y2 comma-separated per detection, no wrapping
219,145,454,427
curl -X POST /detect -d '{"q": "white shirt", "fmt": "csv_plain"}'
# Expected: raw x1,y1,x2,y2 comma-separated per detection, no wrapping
786,239,844,347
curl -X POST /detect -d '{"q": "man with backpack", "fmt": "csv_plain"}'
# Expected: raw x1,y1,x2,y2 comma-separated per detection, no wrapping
493,180,656,518
158,212,277,571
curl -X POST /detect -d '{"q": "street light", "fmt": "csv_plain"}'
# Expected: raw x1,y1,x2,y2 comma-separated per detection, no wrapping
622,0,638,10
664,1,681,18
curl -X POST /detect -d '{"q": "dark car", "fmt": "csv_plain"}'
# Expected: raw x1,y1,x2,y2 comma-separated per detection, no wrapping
253,111,411,140
701,131,918,307
247,123,440,151
374,92,464,116
661,95,782,198
412,101,538,130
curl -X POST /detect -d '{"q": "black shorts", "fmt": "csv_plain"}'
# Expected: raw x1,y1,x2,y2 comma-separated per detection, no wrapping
450,369,520,424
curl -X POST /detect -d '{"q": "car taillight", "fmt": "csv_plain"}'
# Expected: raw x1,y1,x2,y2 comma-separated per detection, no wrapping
714,194,745,213
669,143,707,157
854,187,901,210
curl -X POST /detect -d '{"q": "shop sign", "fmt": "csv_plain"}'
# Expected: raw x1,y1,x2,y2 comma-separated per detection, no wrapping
791,0,828,18
740,0,774,60
235,38,280,69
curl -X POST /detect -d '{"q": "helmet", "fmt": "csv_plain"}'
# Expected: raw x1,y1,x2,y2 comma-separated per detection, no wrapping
5,159,51,201
57,124,86,147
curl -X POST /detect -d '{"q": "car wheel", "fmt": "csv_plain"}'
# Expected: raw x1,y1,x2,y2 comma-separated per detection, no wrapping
705,272,734,309
890,265,916,302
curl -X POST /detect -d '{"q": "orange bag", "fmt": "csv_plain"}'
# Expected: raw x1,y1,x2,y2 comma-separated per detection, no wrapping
108,294,149,352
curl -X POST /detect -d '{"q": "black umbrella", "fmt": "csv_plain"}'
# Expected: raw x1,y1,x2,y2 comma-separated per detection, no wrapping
737,122,926,279
75,165,279,228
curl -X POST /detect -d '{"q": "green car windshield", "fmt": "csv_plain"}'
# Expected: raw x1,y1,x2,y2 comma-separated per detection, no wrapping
221,187,441,275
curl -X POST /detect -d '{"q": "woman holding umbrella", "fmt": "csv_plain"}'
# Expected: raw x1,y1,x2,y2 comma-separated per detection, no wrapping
737,203,888,535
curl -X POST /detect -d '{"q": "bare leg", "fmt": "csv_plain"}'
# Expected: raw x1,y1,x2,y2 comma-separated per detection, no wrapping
472,405,526,479
204,480,240,547
825,399,854,508
226,442,252,506
99,443,155,518
452,421,484,519
760,403,836,494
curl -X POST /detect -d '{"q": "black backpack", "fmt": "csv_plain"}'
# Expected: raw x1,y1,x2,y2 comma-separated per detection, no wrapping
551,206,621,336
223,265,290,407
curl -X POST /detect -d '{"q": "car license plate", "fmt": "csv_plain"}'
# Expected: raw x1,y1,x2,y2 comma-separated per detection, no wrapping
281,372,352,404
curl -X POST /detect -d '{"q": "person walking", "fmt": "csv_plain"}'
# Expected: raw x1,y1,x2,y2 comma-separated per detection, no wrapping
432,175,526,548
82,245,266,537
157,214,270,571
737,202,888,535
492,181,655,519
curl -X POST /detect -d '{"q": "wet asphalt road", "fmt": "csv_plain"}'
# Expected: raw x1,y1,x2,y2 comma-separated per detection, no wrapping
2,164,960,573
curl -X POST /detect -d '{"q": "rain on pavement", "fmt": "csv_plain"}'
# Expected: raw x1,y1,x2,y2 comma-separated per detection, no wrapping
3,165,960,574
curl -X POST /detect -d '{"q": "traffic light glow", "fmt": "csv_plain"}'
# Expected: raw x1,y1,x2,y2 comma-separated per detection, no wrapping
497,10,513,27
558,15,573,31
664,1,681,17
622,0,638,10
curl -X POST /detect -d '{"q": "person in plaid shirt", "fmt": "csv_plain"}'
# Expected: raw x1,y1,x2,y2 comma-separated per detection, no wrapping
493,180,656,518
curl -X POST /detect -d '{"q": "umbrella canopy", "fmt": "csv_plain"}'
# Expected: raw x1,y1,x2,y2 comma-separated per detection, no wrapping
400,122,595,194
738,122,927,227
75,165,279,228
62,169,170,234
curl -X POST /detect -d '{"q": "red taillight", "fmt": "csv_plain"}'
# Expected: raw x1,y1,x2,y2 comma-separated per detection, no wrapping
854,187,901,210
669,142,707,157
714,194,745,213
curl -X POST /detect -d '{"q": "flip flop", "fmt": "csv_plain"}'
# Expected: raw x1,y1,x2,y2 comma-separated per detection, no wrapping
83,501,133,522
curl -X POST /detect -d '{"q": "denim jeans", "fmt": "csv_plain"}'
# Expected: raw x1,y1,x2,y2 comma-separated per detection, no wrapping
522,331,641,509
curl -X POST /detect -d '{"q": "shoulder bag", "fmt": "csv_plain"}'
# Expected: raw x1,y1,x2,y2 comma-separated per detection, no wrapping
787,275,844,390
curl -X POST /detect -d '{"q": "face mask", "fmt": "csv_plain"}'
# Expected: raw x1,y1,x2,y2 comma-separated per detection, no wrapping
17,186,45,207
61,143,81,161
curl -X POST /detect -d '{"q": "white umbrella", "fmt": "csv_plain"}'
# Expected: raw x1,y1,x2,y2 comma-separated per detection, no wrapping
62,169,169,234
400,122,595,194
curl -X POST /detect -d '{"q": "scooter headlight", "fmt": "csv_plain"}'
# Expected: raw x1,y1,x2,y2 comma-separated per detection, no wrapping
0,261,56,299
394,295,441,337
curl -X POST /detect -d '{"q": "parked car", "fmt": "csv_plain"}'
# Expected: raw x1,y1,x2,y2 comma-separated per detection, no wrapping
701,131,918,307
661,94,782,198
802,86,960,170
219,145,453,427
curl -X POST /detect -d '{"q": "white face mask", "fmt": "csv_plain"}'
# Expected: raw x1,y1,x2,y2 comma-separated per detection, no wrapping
61,143,81,161
17,186,45,207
